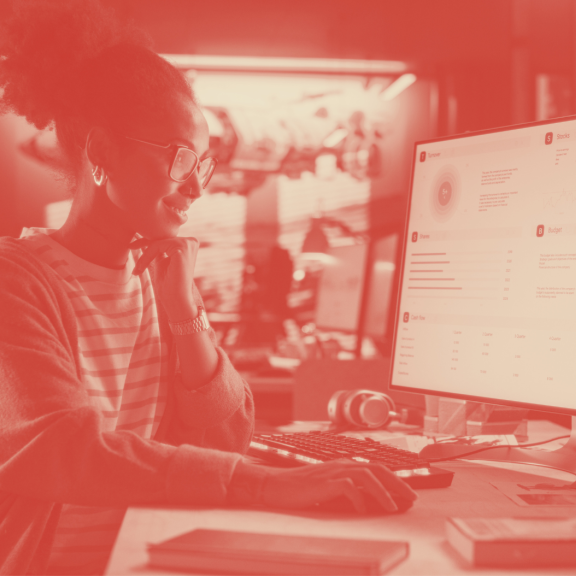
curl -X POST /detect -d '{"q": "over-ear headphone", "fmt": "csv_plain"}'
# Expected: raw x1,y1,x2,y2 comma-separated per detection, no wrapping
327,389,400,429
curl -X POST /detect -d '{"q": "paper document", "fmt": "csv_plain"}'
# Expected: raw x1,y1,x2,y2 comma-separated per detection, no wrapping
491,481,576,507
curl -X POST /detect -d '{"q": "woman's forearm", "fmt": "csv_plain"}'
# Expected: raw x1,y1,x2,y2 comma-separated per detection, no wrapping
173,329,219,390
170,303,219,390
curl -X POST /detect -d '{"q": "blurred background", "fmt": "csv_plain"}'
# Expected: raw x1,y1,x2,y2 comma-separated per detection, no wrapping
1,0,575,421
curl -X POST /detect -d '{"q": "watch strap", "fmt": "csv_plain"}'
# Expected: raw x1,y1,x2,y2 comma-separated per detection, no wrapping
168,306,210,336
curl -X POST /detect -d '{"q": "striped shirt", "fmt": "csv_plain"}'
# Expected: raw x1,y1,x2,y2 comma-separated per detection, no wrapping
19,228,169,575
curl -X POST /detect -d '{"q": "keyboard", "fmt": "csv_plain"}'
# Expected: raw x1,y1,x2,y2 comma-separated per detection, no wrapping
249,431,454,489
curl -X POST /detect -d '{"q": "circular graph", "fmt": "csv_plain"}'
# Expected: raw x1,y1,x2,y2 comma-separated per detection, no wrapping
430,165,461,222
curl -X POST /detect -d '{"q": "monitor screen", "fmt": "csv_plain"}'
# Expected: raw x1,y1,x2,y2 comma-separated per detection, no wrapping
364,234,399,339
315,243,368,332
390,116,576,415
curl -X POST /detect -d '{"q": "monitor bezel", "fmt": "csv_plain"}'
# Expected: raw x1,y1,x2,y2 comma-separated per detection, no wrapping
389,114,576,417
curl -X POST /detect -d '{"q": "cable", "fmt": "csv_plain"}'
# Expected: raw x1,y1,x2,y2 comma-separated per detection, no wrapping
426,434,571,463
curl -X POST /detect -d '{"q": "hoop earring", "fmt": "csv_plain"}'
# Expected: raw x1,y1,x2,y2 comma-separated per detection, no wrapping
92,165,108,187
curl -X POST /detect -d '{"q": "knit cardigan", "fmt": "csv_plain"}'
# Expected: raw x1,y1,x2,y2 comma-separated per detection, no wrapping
0,236,256,575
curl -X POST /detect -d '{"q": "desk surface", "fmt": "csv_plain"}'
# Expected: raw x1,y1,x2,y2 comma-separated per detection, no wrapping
106,428,576,575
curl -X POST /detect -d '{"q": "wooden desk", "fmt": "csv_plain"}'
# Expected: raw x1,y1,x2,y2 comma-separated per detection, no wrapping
106,426,576,575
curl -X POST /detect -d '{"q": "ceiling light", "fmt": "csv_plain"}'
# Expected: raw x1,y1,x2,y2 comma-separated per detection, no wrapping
162,55,408,75
380,73,417,101
322,128,348,148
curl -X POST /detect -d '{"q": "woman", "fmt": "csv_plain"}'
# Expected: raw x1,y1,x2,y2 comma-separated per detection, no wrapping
0,1,417,574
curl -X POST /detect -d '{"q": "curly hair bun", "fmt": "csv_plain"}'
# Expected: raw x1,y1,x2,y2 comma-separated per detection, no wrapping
0,0,150,130
0,0,194,185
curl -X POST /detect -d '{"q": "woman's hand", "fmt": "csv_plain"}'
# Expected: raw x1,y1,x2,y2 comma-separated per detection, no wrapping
230,460,418,514
129,236,200,322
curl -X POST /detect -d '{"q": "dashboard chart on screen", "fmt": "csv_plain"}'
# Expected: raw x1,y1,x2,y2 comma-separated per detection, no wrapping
391,118,576,413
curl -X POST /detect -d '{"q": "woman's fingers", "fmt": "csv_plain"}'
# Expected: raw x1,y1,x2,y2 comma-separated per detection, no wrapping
308,461,418,502
132,243,167,275
131,237,199,275
164,246,183,258
262,472,367,513
326,478,366,514
346,463,417,502
368,465,418,501
327,468,399,512
128,237,150,249
260,461,418,514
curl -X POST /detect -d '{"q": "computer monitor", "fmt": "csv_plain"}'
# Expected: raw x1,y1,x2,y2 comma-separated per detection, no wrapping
364,233,400,342
315,243,368,332
390,116,576,473
314,236,400,346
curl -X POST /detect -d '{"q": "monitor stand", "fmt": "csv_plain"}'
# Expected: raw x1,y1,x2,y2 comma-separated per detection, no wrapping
419,416,576,475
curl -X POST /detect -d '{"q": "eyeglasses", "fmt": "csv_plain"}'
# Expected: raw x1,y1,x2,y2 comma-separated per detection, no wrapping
124,135,218,188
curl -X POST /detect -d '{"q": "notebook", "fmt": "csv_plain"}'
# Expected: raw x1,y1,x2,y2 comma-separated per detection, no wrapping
147,528,409,575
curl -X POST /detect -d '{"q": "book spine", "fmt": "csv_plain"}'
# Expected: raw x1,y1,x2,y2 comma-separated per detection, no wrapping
476,541,576,567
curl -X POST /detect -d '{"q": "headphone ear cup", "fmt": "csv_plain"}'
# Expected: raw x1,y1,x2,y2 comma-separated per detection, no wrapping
379,393,396,414
341,390,398,429
328,390,398,429
358,393,393,428
382,393,397,412
327,390,352,425
342,390,370,428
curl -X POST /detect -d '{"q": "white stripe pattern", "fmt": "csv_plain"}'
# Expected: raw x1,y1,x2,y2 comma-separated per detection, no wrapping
20,228,168,576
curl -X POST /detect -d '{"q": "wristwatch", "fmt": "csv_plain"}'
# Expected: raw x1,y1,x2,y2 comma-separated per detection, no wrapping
168,306,210,336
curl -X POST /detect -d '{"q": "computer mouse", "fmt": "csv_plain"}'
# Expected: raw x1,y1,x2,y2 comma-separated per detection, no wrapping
312,489,414,515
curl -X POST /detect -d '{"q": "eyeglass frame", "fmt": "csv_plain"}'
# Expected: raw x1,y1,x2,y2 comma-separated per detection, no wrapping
123,135,218,188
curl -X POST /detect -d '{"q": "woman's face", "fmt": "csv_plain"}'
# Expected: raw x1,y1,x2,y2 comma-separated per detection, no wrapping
106,93,210,240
